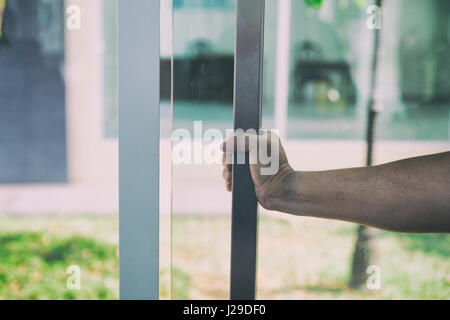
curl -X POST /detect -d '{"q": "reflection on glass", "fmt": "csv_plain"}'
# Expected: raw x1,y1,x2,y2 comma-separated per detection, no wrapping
0,0,447,301
171,0,234,300
169,0,449,300
0,0,122,299
377,0,450,141
160,0,173,300
259,0,449,300
0,0,6,40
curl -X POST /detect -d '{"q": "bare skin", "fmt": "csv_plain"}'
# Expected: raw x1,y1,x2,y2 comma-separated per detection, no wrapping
221,133,450,233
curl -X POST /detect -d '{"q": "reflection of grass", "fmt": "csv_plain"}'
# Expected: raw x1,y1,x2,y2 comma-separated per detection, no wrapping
171,267,191,300
393,233,450,257
0,0,6,43
0,232,117,300
172,214,450,300
0,215,448,299
0,216,118,300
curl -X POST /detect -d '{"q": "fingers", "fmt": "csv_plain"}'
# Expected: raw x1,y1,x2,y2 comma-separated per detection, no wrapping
220,132,261,156
219,131,281,192
221,145,233,192
222,166,231,182
222,166,232,192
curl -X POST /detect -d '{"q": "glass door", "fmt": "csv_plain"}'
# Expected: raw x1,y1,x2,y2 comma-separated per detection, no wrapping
171,0,235,300
256,0,450,299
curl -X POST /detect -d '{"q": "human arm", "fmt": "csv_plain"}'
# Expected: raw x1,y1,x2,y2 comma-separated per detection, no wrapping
221,134,450,233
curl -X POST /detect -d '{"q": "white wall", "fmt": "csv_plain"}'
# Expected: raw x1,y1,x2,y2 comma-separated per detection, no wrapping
65,0,118,185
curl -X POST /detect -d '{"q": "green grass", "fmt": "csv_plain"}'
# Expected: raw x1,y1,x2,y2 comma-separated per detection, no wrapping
394,233,449,257
0,216,118,300
0,215,448,300
0,233,116,300
171,214,450,299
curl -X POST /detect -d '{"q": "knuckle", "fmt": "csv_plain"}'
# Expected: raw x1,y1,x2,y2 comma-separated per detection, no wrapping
255,185,274,210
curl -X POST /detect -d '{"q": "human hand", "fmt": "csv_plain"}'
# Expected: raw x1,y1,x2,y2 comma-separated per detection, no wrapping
220,131,293,210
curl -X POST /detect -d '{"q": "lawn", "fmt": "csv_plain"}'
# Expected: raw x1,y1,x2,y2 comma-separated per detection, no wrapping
0,215,448,300
0,216,118,300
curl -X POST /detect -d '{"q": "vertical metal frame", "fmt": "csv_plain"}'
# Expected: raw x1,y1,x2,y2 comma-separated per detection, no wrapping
230,0,265,300
118,0,160,300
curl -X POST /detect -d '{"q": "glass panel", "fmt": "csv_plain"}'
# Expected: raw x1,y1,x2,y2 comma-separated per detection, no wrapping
0,0,172,300
160,0,173,300
171,0,235,300
258,0,449,299
0,0,119,299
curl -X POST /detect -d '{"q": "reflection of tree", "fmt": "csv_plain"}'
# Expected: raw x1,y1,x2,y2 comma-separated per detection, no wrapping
1,0,35,41
305,0,324,9
349,0,383,290
0,0,7,44
300,0,382,290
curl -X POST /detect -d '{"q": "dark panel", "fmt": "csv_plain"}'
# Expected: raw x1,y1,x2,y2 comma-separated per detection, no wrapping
0,0,66,183
230,0,265,300
162,55,234,103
